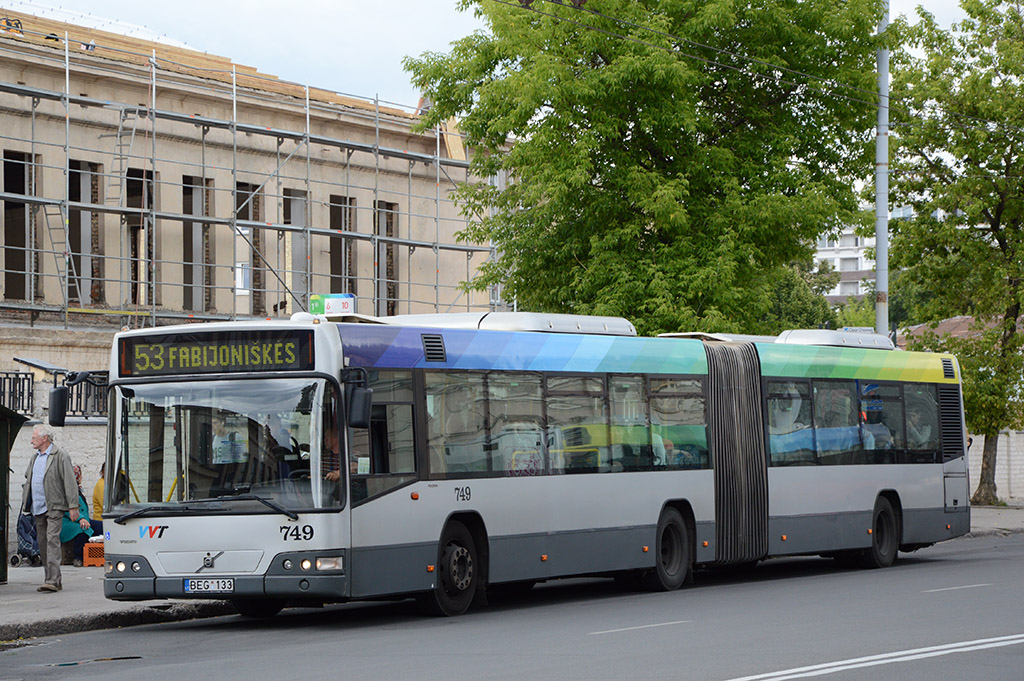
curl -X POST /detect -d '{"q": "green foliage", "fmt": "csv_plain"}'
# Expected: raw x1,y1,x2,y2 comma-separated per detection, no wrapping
836,294,875,328
757,259,838,334
889,0,1024,440
405,0,882,335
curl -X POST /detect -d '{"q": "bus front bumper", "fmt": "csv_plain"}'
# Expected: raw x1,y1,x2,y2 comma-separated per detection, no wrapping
103,552,349,602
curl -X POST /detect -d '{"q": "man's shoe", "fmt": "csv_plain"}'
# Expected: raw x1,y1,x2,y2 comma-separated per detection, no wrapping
73,559,83,567
37,584,58,592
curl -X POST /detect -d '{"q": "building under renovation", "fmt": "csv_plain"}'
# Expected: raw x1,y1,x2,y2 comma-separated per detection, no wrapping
0,8,501,383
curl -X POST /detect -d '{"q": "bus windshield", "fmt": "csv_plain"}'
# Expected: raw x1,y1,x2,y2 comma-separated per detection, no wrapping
109,377,343,513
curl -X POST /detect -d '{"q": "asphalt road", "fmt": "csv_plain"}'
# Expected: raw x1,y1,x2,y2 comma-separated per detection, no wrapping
3,534,1022,681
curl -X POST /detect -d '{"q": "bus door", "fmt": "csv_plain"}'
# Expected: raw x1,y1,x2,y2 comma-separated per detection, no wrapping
704,342,769,564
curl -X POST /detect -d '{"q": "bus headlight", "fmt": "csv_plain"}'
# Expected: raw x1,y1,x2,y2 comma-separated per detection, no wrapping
116,561,127,573
300,559,312,571
316,556,343,571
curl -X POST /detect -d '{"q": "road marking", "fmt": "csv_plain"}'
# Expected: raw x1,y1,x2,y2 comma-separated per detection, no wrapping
588,620,692,635
721,634,1024,681
922,583,992,593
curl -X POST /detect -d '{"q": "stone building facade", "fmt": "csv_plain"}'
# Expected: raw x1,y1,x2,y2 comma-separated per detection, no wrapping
0,9,504,556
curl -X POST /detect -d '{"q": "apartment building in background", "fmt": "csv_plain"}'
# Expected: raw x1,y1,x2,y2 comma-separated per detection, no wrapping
815,225,877,304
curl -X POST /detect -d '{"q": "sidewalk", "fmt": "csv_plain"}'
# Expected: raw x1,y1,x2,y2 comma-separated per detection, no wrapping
2,505,1023,641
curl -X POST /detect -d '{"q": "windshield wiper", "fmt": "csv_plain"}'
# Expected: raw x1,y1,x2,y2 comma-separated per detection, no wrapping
114,504,222,525
114,494,298,523
209,493,299,520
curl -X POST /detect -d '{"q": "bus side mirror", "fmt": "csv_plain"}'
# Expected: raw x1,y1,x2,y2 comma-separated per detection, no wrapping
348,387,372,429
49,385,68,427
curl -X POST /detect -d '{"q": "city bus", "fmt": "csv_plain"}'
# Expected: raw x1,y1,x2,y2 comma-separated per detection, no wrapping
92,312,970,617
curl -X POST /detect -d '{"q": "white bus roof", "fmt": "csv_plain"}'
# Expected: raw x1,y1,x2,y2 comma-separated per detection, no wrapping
315,311,637,336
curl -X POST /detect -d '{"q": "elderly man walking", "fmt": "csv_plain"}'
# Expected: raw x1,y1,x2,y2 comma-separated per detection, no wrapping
21,424,79,592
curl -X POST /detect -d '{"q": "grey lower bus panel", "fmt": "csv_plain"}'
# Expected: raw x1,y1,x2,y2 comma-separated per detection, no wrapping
487,525,655,583
104,552,350,602
348,541,437,598
765,506,967,557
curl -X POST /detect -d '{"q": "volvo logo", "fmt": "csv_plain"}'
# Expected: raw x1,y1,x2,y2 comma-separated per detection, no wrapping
197,551,225,572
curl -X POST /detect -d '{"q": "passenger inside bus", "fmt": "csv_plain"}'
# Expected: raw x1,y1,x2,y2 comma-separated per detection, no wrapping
906,407,935,449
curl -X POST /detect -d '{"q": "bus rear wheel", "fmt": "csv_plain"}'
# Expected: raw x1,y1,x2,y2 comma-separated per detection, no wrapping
419,520,478,616
232,598,284,618
643,507,690,591
860,497,899,569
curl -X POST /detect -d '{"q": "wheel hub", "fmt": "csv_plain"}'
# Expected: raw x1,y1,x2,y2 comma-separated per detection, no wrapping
446,545,473,591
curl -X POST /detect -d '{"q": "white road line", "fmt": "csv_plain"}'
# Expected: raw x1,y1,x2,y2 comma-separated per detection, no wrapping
587,620,692,635
721,634,1024,681
921,583,992,593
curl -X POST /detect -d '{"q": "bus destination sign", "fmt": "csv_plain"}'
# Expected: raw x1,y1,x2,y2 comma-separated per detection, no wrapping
119,330,314,377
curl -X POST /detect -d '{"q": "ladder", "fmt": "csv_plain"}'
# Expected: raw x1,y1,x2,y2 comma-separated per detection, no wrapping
104,108,139,209
101,107,139,311
42,203,84,306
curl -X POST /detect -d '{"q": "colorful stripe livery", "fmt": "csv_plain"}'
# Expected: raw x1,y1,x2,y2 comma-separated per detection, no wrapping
337,324,709,375
756,344,959,383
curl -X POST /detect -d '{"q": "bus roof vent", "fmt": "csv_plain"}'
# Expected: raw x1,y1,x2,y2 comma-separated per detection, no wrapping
774,329,895,350
942,358,956,379
422,334,447,362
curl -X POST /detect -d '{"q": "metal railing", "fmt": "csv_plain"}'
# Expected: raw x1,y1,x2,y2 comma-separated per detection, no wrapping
58,371,108,418
0,371,33,415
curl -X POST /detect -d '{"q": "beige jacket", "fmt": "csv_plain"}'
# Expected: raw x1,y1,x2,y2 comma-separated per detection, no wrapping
21,444,78,515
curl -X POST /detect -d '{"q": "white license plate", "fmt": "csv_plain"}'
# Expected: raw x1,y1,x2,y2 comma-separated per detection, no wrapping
184,578,234,594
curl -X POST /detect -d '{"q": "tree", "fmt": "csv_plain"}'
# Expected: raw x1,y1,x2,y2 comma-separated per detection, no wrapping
405,0,882,336
759,258,838,333
890,0,1024,504
836,293,875,328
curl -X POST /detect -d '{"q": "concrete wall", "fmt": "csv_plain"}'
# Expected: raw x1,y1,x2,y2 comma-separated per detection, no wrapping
970,433,1024,505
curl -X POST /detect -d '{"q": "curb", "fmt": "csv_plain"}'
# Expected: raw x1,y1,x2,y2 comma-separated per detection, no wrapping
966,527,1024,538
0,601,236,641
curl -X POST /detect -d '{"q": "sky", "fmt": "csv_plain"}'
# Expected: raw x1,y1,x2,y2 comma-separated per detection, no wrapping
6,1,968,111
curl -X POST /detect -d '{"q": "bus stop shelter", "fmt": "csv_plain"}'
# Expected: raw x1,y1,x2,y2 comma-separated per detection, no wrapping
0,404,29,585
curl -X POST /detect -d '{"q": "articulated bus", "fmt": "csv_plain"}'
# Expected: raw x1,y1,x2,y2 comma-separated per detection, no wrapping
97,312,969,617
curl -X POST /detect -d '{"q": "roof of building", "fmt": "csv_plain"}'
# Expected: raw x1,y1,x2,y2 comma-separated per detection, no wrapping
0,5,416,119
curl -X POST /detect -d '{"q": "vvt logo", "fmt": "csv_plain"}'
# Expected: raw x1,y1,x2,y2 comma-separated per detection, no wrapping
140,525,169,539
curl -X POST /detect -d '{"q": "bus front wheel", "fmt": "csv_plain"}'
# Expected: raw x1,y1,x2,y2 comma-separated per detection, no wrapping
860,497,899,569
419,520,477,616
643,507,690,591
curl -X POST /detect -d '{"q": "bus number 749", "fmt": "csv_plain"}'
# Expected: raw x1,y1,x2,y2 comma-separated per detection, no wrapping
280,525,314,541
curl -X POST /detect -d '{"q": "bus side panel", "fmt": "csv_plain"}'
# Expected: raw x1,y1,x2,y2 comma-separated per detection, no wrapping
348,471,716,597
349,542,438,598
766,465,951,555
488,526,653,583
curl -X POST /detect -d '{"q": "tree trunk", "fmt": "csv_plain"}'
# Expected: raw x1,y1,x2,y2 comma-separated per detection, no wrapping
971,432,999,506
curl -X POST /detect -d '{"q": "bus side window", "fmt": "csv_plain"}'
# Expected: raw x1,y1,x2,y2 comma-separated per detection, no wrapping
488,373,545,477
425,372,487,476
905,384,940,462
858,382,903,464
351,371,417,501
812,381,862,465
767,380,814,466
609,376,650,472
650,377,708,470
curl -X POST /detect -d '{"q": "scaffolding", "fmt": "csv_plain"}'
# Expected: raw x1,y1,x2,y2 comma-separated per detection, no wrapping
0,17,501,328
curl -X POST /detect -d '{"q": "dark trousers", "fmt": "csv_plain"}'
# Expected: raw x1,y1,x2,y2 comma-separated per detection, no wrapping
70,520,104,560
34,509,64,588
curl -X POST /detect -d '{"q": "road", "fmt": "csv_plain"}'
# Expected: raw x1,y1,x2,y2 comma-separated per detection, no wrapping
3,534,1022,681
